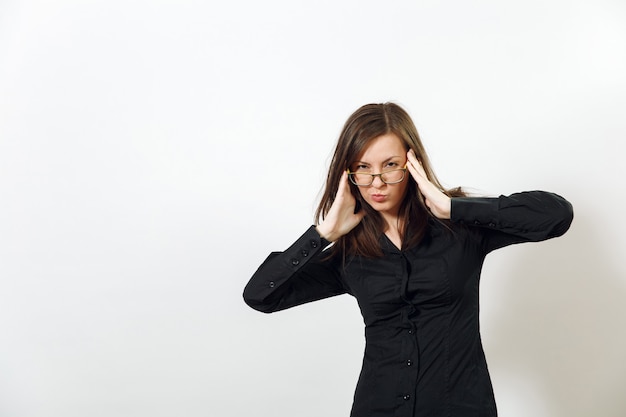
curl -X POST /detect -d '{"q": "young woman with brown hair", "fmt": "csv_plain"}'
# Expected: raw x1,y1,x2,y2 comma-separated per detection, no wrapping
243,102,573,417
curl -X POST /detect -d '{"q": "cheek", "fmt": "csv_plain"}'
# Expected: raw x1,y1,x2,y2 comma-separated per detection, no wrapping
398,177,409,195
396,179,410,199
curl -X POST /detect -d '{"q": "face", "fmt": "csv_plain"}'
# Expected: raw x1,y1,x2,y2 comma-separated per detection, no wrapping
351,133,409,219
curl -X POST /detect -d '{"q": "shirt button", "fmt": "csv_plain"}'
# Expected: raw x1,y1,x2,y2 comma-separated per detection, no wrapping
268,281,275,288
408,329,413,334
406,359,412,366
403,394,411,401
291,259,300,266
488,222,496,227
474,220,481,225
310,240,318,248
301,249,309,257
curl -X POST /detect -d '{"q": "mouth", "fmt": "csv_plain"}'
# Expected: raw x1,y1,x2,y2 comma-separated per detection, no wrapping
370,194,387,203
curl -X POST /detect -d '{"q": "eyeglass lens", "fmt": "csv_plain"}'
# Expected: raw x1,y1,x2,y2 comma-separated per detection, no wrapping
350,169,405,185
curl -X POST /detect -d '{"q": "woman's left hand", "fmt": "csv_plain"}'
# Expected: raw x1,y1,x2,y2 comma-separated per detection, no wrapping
406,149,451,219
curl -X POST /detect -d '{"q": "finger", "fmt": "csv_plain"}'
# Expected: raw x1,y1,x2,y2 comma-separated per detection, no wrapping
407,149,422,165
406,152,426,183
407,149,418,163
409,153,428,178
406,163,420,184
336,170,348,194
406,150,420,170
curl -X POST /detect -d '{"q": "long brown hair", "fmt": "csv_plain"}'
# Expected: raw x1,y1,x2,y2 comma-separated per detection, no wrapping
315,102,465,258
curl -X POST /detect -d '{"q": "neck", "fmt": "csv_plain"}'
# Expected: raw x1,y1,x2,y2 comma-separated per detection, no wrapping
381,212,404,235
382,215,403,250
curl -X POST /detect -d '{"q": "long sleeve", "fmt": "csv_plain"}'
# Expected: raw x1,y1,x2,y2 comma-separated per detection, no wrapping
450,191,574,253
243,226,346,313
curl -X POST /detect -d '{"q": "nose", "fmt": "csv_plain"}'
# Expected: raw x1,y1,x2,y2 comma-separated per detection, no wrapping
371,174,386,188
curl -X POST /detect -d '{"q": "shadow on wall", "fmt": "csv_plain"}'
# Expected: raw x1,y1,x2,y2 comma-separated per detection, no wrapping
487,206,626,417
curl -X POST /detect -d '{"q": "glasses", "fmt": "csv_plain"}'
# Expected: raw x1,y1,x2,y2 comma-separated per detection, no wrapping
347,166,407,186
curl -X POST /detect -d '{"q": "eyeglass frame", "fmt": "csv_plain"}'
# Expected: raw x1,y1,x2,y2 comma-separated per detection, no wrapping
346,164,408,186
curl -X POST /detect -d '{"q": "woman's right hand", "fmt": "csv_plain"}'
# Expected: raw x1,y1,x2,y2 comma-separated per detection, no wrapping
316,171,366,242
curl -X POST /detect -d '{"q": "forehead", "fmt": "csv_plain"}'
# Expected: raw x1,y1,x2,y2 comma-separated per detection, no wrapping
356,133,406,162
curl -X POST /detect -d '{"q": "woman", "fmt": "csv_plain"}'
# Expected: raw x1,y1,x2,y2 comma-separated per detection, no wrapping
243,102,573,417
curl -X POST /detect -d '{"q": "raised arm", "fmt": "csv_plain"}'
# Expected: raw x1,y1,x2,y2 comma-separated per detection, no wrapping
450,191,574,253
243,227,346,313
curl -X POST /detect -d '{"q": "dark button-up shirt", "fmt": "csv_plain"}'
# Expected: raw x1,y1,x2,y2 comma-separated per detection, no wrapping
243,191,573,417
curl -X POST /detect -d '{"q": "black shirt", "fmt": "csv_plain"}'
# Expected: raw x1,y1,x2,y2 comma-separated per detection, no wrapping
243,191,573,417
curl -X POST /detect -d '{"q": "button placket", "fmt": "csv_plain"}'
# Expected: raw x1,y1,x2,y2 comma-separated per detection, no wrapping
397,253,418,413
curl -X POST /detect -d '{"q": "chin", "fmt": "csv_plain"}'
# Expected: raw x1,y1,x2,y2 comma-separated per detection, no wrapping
368,200,398,213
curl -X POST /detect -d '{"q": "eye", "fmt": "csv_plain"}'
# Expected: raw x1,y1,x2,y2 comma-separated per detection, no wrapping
385,161,399,169
354,164,370,171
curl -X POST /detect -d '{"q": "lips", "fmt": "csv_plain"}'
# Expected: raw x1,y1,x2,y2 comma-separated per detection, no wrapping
370,194,386,203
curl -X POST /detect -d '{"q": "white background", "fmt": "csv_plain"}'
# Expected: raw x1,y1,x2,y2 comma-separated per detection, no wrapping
1,1,625,416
